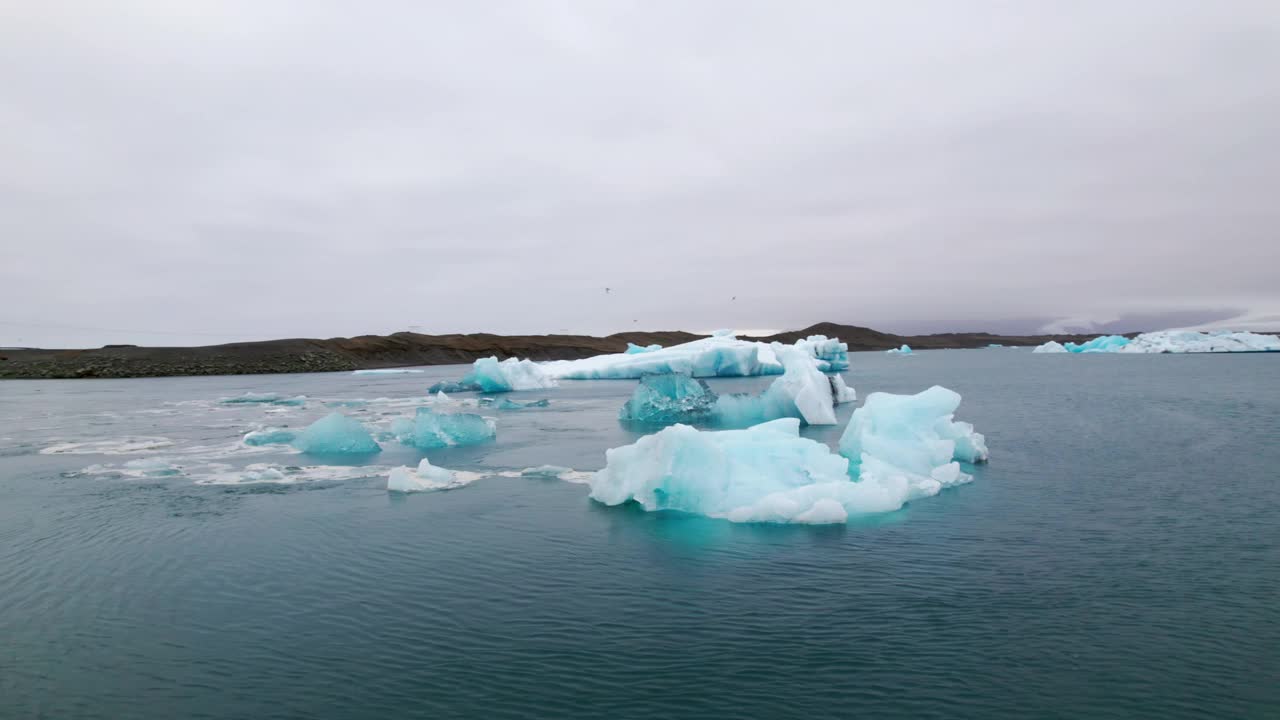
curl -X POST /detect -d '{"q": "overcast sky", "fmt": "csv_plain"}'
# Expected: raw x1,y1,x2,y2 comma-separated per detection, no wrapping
2,1,1278,347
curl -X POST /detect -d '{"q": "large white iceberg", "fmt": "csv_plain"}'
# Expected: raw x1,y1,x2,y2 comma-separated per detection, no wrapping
838,386,988,497
542,331,849,380
462,357,558,392
1032,330,1280,354
1120,330,1280,353
712,344,838,426
590,386,986,524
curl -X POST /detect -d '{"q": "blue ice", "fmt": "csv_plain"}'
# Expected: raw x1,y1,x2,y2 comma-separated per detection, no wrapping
590,385,986,524
625,343,662,354
243,427,297,446
619,373,717,424
393,408,496,449
292,412,381,454
1064,335,1130,353
459,357,558,393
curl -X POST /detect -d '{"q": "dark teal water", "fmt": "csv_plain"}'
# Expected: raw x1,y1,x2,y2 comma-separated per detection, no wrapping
1,350,1277,719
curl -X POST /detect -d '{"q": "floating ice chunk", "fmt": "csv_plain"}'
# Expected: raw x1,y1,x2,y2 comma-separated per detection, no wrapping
1119,330,1280,353
711,344,839,426
220,392,283,404
218,392,306,406
1065,335,1130,353
461,356,559,393
620,372,718,424
987,344,1004,348
543,333,780,380
243,427,297,446
838,386,987,494
712,328,735,337
325,399,368,408
1032,340,1068,353
427,380,481,394
352,368,425,375
1034,330,1279,354
393,408,497,449
766,344,838,425
387,457,482,492
480,397,551,410
589,418,956,524
625,343,662,354
794,335,850,371
292,412,381,454
886,344,913,355
831,375,857,404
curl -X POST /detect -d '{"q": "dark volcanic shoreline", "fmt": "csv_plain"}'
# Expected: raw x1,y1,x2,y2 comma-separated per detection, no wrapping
0,322,1111,380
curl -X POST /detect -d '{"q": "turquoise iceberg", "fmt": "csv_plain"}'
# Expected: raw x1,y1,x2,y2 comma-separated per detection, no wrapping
293,412,380,454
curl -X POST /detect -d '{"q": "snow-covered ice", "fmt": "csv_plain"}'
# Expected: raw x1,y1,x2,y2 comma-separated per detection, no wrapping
462,357,558,392
1032,341,1068,353
711,344,840,426
243,427,297,446
838,386,988,497
886,345,913,355
1032,330,1280,354
387,458,484,492
831,375,857,404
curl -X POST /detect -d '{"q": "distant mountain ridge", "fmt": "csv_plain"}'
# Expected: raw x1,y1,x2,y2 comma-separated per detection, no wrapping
0,323,1113,379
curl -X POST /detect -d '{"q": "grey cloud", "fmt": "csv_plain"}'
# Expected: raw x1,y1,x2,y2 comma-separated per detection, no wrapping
2,1,1278,347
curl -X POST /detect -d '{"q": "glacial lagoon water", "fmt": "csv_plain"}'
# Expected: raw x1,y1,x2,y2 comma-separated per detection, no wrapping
1,349,1277,719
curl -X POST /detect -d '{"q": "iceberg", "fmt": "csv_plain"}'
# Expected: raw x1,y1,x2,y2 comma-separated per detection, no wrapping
544,332,777,380
625,343,662,354
460,356,558,393
619,372,717,425
831,374,857,404
712,344,839,426
1032,341,1068,353
1034,330,1279,354
589,385,987,524
293,412,381,454
393,408,496,449
426,379,482,394
243,427,297,446
1119,330,1280,354
838,385,988,491
387,458,482,492
886,344,912,355
219,392,307,406
618,345,846,427
1064,335,1130,353
793,335,850,371
479,397,550,410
